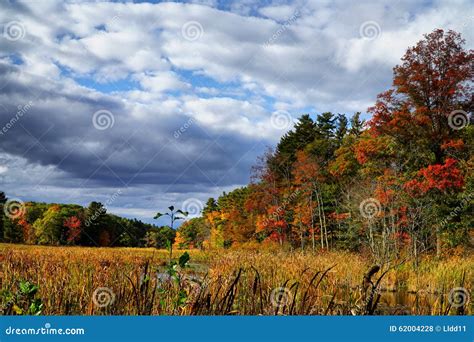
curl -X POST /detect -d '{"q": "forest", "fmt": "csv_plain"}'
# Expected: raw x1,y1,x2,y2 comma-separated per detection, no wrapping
172,29,473,261
0,199,175,249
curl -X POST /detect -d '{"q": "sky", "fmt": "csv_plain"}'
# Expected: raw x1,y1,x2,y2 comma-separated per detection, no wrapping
0,0,472,225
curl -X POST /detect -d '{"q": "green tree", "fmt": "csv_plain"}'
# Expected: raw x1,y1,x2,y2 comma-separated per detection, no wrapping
349,112,365,136
83,202,107,246
33,205,63,245
144,225,176,248
203,198,218,216
176,217,209,248
308,112,337,162
273,114,317,180
3,218,23,243
335,114,348,144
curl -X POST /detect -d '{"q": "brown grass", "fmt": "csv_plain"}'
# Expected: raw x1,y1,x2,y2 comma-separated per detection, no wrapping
0,243,472,315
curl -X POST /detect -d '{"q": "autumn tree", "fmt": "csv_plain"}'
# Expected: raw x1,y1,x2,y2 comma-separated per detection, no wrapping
144,225,176,249
291,200,312,250
292,150,323,250
175,217,209,249
217,187,253,245
365,29,473,257
369,29,472,168
64,216,82,244
255,205,288,245
33,205,63,245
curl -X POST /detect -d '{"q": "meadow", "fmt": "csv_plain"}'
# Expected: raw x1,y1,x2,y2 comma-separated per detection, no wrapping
0,243,472,316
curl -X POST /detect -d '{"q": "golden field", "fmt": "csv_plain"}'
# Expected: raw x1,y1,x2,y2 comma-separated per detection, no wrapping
0,243,472,315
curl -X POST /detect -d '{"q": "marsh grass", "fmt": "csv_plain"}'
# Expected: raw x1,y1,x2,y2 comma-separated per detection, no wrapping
0,244,472,315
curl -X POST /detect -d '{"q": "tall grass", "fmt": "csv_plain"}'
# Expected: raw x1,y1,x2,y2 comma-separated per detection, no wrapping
0,244,472,315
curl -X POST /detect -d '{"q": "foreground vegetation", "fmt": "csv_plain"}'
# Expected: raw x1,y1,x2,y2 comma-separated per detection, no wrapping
0,243,472,315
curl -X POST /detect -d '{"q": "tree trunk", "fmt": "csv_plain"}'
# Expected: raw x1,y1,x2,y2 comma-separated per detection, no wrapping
320,195,329,249
316,193,324,249
436,225,442,258
300,223,304,252
310,196,315,252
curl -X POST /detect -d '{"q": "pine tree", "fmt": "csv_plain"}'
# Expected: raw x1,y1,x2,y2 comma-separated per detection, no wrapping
83,202,108,246
349,112,364,136
335,114,348,145
315,112,336,139
273,114,317,179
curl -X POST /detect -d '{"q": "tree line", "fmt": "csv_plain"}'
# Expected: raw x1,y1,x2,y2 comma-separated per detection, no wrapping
0,198,176,248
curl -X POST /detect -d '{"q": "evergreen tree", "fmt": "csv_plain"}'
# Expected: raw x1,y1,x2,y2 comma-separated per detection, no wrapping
349,112,364,136
308,112,337,162
203,197,218,215
273,114,317,179
3,218,23,243
335,114,348,145
315,112,336,139
83,202,108,246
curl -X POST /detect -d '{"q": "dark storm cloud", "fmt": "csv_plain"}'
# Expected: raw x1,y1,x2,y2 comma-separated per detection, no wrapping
0,63,264,193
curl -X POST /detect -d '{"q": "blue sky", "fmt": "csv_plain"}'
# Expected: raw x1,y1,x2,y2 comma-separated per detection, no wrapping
0,0,472,225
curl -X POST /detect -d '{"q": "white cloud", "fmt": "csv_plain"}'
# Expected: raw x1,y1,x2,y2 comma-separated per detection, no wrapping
3,0,472,115
259,5,299,21
136,71,189,94
183,96,280,139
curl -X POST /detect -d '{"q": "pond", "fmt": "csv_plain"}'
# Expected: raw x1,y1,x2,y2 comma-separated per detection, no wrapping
378,290,449,315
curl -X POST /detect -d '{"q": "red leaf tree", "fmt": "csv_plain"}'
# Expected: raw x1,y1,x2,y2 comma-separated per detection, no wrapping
64,216,82,244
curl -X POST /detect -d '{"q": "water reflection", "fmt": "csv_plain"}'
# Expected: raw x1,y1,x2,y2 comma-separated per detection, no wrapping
379,291,443,315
